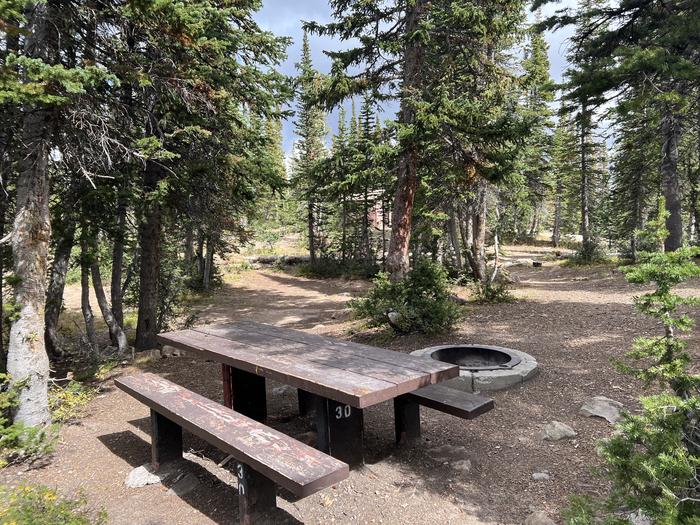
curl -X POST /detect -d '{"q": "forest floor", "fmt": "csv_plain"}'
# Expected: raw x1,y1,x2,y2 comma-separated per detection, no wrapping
4,244,700,524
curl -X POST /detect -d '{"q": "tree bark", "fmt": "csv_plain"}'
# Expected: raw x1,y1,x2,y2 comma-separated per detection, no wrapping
91,252,128,354
307,199,316,265
580,103,593,256
202,235,214,290
386,0,426,281
660,107,682,251
135,160,163,351
7,1,54,427
80,231,97,350
552,171,562,247
45,220,76,357
447,207,463,271
466,182,487,283
110,189,127,328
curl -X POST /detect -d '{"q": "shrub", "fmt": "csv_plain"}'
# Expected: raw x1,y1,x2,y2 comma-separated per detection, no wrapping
472,279,514,303
0,374,56,467
565,204,700,524
49,381,96,424
351,259,461,334
0,485,107,524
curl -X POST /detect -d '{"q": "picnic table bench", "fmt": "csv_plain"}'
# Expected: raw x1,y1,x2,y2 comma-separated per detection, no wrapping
116,373,348,524
158,321,495,465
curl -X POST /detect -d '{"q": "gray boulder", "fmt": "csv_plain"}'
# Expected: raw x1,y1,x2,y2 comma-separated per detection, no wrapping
580,396,623,424
540,421,577,441
524,511,556,525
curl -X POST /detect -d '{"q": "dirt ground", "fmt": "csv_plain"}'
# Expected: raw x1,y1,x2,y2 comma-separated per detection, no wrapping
4,244,699,524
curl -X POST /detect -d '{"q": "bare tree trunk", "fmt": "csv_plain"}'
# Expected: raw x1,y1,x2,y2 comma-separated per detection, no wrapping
448,207,463,271
552,171,562,247
45,220,75,357
386,0,426,281
110,189,127,328
7,1,54,427
580,104,593,256
307,199,316,265
183,224,194,271
135,160,162,351
91,253,128,354
467,182,487,283
661,107,682,251
202,235,214,291
80,231,97,350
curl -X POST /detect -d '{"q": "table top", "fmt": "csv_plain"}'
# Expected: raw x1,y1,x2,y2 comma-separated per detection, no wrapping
157,320,459,408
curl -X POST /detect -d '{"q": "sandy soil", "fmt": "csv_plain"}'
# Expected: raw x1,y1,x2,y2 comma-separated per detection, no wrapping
4,244,699,524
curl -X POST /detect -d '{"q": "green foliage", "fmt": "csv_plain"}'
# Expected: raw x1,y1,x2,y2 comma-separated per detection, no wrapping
565,244,700,523
49,381,96,425
0,485,107,525
472,279,514,303
351,259,461,334
0,375,56,467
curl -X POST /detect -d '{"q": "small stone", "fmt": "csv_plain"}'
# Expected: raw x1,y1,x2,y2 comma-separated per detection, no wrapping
525,511,556,525
532,472,550,481
580,396,623,424
540,421,577,441
125,463,179,488
451,459,472,472
167,473,199,496
628,510,652,525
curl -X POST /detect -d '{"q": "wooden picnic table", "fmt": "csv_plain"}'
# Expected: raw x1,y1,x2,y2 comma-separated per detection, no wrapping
157,320,459,465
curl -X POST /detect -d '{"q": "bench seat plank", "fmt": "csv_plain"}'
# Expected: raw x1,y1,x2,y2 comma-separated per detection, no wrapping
405,384,494,420
115,373,348,497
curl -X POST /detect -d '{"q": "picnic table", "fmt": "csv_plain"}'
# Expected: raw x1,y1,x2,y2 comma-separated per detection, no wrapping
157,320,477,466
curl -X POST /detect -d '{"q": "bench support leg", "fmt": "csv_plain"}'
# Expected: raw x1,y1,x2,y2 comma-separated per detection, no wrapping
316,397,364,467
225,366,267,422
297,388,317,416
394,396,421,445
236,463,276,525
150,409,182,470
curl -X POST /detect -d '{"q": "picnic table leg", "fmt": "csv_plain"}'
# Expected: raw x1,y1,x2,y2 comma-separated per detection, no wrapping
222,364,233,408
236,462,277,525
394,395,421,445
150,409,183,470
230,367,267,422
315,397,364,466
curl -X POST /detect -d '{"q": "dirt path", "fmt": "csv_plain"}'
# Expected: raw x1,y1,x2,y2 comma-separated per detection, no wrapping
4,248,699,524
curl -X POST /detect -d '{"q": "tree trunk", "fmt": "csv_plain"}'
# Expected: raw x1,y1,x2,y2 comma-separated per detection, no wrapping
91,253,128,354
467,182,487,283
307,199,316,264
80,231,97,350
386,0,426,281
552,172,562,247
135,160,163,351
7,1,54,427
183,224,194,272
661,107,682,252
448,207,463,271
45,220,75,357
110,189,127,328
579,104,594,256
202,235,214,291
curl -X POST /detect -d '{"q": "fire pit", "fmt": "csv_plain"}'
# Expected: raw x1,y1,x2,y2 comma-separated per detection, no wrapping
411,344,538,392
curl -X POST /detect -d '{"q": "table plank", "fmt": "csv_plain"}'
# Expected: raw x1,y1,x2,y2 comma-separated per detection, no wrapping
193,325,431,391
158,330,399,408
221,321,458,383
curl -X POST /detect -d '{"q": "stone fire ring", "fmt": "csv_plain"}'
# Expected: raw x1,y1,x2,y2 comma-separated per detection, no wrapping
411,344,539,392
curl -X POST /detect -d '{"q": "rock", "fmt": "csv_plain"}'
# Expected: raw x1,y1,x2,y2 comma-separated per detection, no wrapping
167,473,199,497
524,511,556,525
125,463,179,488
451,459,472,472
580,396,623,424
532,261,543,267
628,510,652,525
531,472,550,481
540,421,577,441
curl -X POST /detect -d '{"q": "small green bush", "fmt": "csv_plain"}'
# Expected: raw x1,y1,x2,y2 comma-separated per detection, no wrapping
49,381,96,424
472,279,514,303
351,259,461,334
0,485,107,524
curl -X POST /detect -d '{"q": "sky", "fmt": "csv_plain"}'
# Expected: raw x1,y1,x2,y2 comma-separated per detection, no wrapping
253,1,575,155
